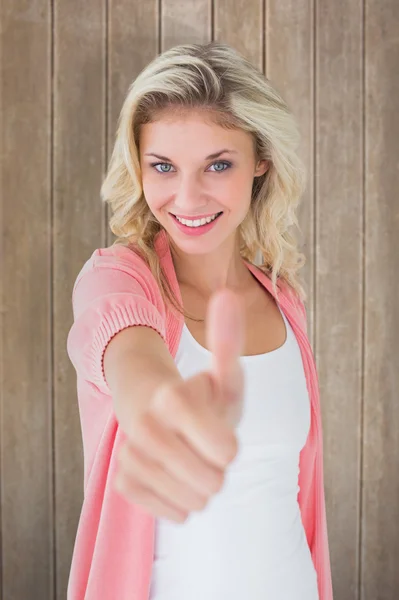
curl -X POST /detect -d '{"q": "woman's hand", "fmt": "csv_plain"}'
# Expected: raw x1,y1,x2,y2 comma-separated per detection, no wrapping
114,288,245,523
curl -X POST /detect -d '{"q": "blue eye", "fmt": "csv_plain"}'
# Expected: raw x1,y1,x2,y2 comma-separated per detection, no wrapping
208,161,231,172
152,163,174,173
150,160,232,174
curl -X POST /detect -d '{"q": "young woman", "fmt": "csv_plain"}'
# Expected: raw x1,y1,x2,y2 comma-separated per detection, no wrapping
67,42,333,600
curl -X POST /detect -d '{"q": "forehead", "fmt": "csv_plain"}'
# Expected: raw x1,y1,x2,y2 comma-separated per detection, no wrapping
139,108,254,155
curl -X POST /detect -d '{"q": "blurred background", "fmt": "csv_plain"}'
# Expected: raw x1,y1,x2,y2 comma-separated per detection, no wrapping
1,1,398,599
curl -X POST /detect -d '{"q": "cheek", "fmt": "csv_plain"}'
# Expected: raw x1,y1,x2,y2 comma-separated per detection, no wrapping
142,176,169,211
213,172,253,208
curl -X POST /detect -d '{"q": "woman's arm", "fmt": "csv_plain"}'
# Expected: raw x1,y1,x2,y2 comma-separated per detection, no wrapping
103,325,183,437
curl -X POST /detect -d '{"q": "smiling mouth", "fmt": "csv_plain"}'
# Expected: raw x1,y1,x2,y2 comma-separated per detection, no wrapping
169,211,224,230
171,211,223,221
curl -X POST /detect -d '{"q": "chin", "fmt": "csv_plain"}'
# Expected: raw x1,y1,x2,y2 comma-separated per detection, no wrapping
167,235,220,255
166,230,237,259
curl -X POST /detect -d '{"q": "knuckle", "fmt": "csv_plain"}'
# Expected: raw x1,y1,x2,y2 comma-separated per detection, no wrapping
115,473,141,500
166,391,186,416
224,435,239,464
117,442,131,468
152,384,184,416
182,489,208,512
132,412,155,446
118,443,152,487
118,441,139,470
196,495,209,510
210,471,225,493
132,484,150,503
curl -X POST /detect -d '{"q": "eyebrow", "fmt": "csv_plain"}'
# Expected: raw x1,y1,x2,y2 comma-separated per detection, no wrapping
144,149,238,161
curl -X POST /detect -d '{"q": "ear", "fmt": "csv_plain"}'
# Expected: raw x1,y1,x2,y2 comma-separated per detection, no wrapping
254,159,270,177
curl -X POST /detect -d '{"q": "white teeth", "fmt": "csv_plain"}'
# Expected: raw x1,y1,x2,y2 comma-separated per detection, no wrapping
175,213,220,227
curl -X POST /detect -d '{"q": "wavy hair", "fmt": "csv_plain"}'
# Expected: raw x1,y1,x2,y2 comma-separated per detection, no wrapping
101,41,308,321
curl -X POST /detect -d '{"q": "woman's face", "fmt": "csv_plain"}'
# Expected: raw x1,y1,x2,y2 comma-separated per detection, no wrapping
139,109,268,256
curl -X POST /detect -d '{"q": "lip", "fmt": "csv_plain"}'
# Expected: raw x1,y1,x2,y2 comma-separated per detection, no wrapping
169,211,223,236
169,212,222,220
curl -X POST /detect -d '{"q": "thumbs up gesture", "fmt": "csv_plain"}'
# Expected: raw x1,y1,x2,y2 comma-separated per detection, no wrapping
206,287,245,429
114,288,245,523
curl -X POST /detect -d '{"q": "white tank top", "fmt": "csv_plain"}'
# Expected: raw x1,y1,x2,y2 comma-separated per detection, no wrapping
149,303,319,600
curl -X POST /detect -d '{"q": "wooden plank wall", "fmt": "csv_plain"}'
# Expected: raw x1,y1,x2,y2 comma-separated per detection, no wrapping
1,1,398,599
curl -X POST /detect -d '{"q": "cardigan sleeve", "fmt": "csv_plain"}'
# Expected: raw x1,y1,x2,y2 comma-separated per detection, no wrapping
66,248,167,396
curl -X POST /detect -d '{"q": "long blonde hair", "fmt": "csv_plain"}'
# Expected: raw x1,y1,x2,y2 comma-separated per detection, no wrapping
101,42,308,320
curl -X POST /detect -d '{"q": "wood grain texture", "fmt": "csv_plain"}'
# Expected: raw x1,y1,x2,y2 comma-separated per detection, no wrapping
214,0,263,69
53,0,106,597
106,0,159,246
1,1,399,598
362,0,399,598
1,1,53,598
161,0,211,51
266,0,315,342
315,1,364,598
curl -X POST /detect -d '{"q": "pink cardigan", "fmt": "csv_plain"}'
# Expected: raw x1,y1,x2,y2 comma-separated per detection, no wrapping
66,228,333,600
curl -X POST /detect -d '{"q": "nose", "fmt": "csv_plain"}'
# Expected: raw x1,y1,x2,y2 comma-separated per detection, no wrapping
173,173,207,212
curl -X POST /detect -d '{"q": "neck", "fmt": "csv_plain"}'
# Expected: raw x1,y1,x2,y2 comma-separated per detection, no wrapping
168,231,252,297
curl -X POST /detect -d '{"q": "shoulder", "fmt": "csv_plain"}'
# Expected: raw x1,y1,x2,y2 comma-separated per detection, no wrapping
73,244,147,285
72,243,161,299
67,243,168,392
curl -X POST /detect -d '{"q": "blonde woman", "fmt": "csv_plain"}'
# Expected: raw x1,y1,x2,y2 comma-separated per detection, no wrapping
67,42,333,600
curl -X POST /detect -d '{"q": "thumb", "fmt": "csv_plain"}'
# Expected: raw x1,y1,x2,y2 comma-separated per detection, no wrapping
206,288,245,408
